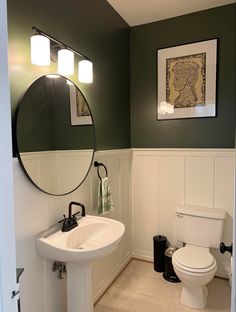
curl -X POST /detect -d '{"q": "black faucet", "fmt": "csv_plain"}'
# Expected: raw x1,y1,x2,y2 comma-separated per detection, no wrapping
59,201,86,232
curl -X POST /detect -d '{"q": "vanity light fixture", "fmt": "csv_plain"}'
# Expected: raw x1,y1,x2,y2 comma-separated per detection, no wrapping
31,34,50,66
31,26,93,83
78,60,93,83
58,49,74,76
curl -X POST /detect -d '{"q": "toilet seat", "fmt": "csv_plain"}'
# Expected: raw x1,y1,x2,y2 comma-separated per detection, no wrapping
173,246,217,273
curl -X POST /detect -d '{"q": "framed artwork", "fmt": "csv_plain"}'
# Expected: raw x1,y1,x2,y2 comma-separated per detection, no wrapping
157,38,217,120
69,85,92,125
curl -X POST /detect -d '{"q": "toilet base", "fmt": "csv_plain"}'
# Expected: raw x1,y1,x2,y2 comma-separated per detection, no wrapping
181,285,208,310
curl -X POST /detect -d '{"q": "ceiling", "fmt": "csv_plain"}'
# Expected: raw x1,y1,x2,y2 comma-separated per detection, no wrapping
106,0,235,26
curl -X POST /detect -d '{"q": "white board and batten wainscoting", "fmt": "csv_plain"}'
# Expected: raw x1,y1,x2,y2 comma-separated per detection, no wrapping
13,148,234,312
132,148,235,279
20,150,94,195
13,149,132,312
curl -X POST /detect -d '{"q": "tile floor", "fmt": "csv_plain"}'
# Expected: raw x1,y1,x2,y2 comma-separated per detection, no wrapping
95,259,231,312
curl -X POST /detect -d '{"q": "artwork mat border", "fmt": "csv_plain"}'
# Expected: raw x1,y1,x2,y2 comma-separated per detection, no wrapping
157,38,218,121
69,84,92,126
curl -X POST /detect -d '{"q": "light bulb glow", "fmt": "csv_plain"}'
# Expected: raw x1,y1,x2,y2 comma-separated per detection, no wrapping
58,49,74,75
46,74,60,79
66,79,74,85
78,60,93,83
31,35,50,66
159,101,174,114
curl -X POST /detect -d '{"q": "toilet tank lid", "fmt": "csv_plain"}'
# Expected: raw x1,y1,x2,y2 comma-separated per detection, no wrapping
176,205,226,220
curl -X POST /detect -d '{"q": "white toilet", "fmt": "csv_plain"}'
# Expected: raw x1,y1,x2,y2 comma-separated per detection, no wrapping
172,205,226,310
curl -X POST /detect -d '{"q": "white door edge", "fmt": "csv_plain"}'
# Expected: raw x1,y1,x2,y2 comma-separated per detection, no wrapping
0,0,17,311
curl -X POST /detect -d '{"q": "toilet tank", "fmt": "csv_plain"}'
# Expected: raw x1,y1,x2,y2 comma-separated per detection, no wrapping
175,205,226,248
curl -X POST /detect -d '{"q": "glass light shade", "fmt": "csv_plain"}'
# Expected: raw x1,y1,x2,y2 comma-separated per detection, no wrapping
31,35,50,66
58,49,74,75
78,60,93,83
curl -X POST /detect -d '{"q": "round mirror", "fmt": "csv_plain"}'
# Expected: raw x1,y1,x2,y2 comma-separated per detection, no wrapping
15,75,95,196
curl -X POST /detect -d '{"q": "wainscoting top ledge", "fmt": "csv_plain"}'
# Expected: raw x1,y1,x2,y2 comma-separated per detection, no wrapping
95,149,131,155
131,148,235,157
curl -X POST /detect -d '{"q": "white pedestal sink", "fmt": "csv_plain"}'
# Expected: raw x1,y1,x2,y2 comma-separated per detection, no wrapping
35,215,125,312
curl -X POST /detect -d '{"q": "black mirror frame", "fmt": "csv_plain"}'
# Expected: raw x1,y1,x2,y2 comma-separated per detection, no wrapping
15,74,96,196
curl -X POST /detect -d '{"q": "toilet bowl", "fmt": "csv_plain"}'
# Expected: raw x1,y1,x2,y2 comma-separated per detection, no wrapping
173,205,226,309
172,245,217,309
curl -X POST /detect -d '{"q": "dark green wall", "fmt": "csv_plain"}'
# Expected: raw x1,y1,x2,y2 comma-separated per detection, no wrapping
8,0,130,155
8,2,236,151
16,76,94,152
130,4,236,148
16,77,55,152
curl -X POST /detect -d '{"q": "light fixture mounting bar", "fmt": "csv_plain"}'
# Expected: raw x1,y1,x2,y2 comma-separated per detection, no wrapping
32,26,91,61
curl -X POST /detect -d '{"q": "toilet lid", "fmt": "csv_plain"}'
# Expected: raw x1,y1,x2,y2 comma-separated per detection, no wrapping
173,246,215,270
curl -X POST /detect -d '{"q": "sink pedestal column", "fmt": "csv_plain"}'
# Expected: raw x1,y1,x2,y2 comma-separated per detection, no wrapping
67,262,93,312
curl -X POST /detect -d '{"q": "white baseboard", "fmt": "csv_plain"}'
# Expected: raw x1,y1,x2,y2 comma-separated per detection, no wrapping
215,271,230,279
132,251,153,263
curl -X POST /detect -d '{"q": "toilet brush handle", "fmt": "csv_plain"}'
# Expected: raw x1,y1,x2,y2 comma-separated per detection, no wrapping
220,242,233,255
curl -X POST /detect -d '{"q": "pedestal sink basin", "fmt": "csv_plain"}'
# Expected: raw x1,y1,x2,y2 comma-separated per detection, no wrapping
35,215,125,312
36,215,125,262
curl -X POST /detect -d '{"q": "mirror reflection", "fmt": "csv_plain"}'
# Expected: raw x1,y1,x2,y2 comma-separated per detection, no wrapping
16,75,95,195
